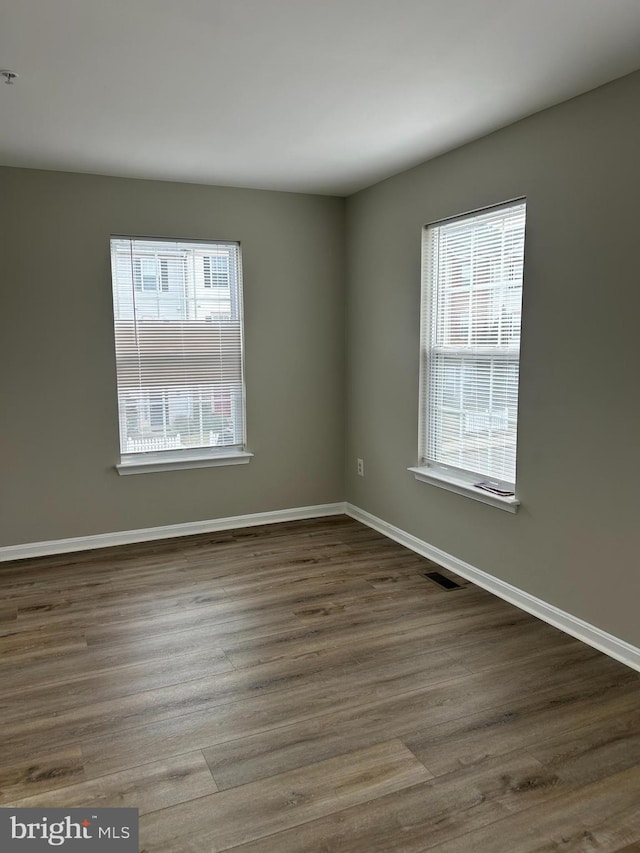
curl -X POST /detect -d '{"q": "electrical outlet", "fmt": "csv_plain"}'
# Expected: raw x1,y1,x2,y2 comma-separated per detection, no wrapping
357,458,364,477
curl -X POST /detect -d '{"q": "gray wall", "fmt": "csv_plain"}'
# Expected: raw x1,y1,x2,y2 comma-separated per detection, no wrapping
345,70,640,646
0,168,345,545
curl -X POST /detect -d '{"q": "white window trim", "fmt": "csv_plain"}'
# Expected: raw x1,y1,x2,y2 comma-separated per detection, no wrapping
416,198,526,509
111,235,248,474
409,464,519,512
117,447,254,475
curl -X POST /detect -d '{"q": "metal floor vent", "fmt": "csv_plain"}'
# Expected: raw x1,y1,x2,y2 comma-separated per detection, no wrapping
423,570,464,590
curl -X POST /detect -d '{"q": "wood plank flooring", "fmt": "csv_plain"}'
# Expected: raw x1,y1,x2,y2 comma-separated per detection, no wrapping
1,516,639,852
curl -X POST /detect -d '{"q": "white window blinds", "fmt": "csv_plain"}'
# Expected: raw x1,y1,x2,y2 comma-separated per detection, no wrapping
420,201,526,487
110,238,245,458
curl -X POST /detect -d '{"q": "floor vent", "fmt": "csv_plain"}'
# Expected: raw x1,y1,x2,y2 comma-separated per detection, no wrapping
423,570,464,590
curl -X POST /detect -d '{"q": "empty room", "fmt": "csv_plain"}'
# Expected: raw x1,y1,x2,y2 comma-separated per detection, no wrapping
1,1,640,850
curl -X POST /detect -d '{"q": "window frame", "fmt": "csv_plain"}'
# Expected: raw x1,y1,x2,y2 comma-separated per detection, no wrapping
410,199,526,512
110,235,252,475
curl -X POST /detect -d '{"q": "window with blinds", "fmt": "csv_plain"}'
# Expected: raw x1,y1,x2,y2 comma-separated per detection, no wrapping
419,200,526,489
110,237,246,461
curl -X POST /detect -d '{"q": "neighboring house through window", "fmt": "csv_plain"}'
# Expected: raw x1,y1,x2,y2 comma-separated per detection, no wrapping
413,200,526,508
203,254,230,288
110,237,250,473
133,257,170,292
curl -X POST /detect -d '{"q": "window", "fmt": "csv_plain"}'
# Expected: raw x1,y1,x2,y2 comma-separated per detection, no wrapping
110,237,251,473
133,257,170,292
414,200,526,508
203,254,229,288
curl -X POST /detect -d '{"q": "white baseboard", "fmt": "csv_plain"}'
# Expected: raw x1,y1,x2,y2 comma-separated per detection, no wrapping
346,502,640,674
4,499,638,675
0,502,347,563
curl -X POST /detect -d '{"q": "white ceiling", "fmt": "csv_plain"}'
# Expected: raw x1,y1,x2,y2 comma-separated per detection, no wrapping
1,0,639,195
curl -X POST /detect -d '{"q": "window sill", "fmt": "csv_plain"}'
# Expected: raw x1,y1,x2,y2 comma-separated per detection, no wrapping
116,449,254,475
408,465,520,513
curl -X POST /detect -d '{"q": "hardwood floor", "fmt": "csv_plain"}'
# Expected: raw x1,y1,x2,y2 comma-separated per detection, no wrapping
1,516,639,851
